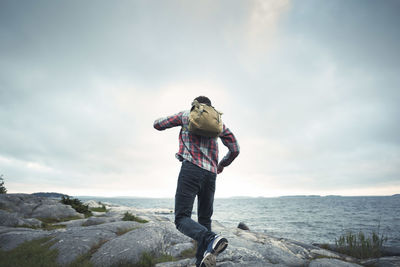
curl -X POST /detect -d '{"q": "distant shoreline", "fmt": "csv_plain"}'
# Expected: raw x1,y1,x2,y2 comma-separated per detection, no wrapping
73,194,400,199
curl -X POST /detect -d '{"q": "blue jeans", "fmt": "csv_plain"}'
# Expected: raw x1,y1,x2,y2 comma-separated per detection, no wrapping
174,160,217,265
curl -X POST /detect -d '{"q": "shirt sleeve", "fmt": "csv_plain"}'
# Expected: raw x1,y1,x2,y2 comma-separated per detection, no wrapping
219,124,240,167
153,111,184,130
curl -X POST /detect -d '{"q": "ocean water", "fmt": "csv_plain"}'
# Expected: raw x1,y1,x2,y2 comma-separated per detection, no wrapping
77,196,400,247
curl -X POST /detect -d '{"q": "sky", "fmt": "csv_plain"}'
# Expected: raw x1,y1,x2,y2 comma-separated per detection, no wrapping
1,0,399,198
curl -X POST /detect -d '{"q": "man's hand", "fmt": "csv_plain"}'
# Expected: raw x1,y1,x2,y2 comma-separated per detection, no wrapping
217,164,224,174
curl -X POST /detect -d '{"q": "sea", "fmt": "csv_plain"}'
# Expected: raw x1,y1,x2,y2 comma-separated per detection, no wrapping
77,195,400,248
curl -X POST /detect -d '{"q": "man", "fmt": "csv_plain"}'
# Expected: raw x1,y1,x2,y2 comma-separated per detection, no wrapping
153,96,240,267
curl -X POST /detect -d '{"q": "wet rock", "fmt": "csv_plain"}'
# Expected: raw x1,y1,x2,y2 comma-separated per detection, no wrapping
237,222,250,230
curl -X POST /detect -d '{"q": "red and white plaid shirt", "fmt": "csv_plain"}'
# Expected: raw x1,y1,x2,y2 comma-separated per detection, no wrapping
154,111,240,173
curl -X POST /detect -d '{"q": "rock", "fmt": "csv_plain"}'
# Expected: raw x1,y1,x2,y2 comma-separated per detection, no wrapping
310,248,341,259
314,243,400,257
82,216,118,226
105,206,171,223
84,200,104,208
50,221,142,266
23,218,43,228
0,227,53,251
159,221,193,247
141,208,174,215
155,258,196,267
361,256,400,267
91,225,164,266
309,258,363,267
214,226,311,266
31,203,81,220
90,222,192,266
2,195,399,267
165,242,193,258
382,246,400,257
0,194,83,221
54,218,87,228
91,211,106,216
217,261,287,267
0,210,42,228
102,210,123,218
238,222,250,230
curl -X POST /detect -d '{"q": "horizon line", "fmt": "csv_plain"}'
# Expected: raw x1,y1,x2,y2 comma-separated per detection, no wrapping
7,192,400,199
72,194,400,199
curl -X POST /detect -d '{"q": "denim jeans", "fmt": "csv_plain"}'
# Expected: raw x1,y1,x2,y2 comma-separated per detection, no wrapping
174,160,217,265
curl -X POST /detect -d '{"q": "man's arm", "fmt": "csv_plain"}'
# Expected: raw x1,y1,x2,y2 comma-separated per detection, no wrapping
218,125,240,173
153,112,184,131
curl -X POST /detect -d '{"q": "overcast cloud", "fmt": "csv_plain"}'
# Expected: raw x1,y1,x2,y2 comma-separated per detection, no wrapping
1,0,399,197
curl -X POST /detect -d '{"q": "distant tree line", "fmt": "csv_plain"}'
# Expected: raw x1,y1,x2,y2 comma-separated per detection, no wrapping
0,174,7,194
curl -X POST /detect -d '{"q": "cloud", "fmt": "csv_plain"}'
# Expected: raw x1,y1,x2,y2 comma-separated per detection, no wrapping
0,72,235,196
284,0,400,70
1,0,399,197
246,0,290,51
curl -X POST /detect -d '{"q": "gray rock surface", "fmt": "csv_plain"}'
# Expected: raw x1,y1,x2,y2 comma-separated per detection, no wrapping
0,210,42,228
309,258,363,267
0,226,53,251
215,261,288,267
54,218,87,228
361,256,400,267
166,242,194,258
156,258,196,267
0,194,82,222
91,222,192,266
214,224,317,266
51,221,142,265
382,246,400,257
81,216,118,226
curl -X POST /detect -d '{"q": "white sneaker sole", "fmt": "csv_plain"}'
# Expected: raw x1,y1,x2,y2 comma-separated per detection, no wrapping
200,252,216,267
212,236,228,254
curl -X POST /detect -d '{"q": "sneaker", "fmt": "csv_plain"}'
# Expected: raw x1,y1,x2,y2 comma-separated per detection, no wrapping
207,234,228,255
199,251,216,267
199,234,228,266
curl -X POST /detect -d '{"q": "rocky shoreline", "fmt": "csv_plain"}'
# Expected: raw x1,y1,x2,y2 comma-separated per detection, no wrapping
0,194,399,267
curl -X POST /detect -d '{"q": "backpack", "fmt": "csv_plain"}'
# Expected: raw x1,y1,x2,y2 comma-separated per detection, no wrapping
188,100,223,137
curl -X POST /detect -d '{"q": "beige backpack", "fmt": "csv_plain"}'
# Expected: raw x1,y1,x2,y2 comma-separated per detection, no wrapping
188,100,223,137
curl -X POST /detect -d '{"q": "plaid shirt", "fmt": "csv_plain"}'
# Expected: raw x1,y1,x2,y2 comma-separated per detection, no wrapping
154,111,240,173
